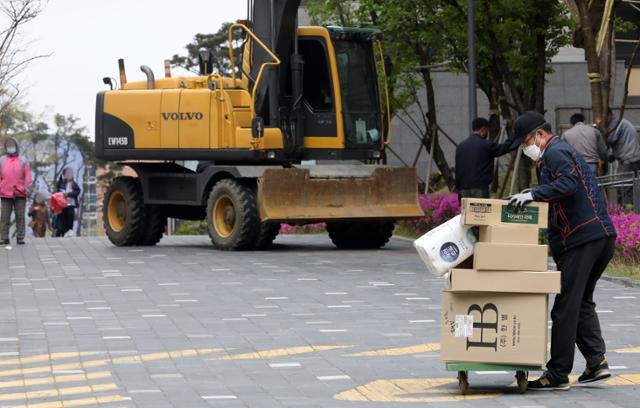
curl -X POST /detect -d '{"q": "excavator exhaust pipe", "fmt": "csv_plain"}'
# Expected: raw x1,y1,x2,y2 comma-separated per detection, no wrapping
257,166,423,223
118,59,127,88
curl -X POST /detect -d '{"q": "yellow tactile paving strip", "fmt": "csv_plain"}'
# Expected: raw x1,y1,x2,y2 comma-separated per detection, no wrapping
0,344,638,406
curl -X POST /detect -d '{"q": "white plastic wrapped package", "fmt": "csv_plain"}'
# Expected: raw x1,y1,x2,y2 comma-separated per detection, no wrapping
413,215,478,276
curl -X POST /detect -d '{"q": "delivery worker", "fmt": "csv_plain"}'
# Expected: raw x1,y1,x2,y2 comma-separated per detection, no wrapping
0,138,32,245
509,111,617,391
455,117,516,200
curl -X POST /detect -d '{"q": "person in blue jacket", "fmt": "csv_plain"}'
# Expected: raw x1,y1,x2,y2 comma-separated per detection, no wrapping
509,111,617,391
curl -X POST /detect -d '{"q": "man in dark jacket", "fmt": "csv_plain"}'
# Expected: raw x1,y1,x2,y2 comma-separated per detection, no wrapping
455,117,516,199
510,111,617,391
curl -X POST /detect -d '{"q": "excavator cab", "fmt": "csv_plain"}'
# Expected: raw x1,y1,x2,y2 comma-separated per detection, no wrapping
295,27,385,152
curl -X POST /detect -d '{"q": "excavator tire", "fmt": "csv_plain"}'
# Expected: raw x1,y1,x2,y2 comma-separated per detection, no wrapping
103,176,146,247
137,205,166,246
254,223,281,250
207,179,260,250
327,221,395,249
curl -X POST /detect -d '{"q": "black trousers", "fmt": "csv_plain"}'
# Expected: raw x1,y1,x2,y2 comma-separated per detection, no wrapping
547,237,615,382
55,207,75,237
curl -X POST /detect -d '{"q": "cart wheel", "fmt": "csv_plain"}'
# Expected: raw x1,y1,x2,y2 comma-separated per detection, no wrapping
516,371,528,394
457,371,469,395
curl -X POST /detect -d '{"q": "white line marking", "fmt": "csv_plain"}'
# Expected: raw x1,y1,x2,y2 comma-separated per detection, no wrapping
410,320,436,323
317,375,351,381
269,363,301,368
202,395,237,400
151,373,183,379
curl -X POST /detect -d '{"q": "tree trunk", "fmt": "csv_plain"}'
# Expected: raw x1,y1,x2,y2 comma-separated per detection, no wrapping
577,1,607,135
421,69,455,190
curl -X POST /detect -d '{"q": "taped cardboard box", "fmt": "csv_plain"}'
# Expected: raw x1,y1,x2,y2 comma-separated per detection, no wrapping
461,198,548,228
479,225,539,245
440,291,548,365
447,269,560,294
474,242,548,271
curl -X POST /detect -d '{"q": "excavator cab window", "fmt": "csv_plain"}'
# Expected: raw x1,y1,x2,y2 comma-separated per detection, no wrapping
299,38,333,111
333,40,381,147
298,37,337,137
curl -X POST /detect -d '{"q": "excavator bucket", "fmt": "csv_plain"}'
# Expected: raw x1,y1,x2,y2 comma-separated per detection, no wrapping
257,166,424,223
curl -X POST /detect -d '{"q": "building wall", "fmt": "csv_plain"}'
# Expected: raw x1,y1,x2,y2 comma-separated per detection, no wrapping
388,60,634,181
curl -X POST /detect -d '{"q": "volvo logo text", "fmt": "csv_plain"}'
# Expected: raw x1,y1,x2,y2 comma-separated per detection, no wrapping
161,112,204,121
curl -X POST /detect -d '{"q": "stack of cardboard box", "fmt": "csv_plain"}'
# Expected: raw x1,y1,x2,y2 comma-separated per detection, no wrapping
440,198,561,366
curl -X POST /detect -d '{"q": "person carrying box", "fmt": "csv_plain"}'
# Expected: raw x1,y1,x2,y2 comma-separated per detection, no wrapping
509,111,617,391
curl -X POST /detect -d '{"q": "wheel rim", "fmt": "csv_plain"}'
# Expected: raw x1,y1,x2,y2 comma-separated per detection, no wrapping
213,195,236,238
108,191,127,233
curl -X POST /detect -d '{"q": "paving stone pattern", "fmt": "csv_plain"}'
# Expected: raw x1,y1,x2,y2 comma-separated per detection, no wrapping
0,235,639,407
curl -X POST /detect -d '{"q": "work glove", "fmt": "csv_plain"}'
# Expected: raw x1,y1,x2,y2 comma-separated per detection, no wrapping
508,191,533,211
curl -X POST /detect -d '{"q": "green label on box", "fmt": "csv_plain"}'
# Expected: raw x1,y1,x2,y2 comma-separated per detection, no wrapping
501,205,539,224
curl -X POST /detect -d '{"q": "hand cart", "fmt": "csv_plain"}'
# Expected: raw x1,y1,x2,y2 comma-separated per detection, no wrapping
446,362,542,394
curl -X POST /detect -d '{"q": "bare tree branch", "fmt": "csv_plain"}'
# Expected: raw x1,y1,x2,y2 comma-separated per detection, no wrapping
0,0,47,115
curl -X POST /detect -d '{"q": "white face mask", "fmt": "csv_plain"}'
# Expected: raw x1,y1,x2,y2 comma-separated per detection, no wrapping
523,144,542,161
523,133,543,161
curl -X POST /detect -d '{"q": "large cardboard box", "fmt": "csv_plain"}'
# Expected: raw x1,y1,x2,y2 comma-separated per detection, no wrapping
440,291,548,365
447,269,560,294
461,198,548,228
473,242,548,271
479,225,539,245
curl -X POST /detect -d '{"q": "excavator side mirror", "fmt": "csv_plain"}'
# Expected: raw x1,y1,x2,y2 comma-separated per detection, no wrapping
252,117,265,138
103,77,115,90
198,48,215,75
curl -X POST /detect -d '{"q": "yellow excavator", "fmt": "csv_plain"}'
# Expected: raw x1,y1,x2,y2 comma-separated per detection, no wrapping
96,0,422,250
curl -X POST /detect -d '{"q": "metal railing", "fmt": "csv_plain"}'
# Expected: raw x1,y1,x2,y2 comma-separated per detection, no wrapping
597,171,640,214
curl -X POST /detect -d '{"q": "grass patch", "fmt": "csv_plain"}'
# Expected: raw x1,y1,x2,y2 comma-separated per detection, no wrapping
606,260,640,280
393,223,420,240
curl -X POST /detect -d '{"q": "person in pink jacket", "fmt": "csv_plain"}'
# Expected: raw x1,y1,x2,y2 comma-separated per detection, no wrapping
0,138,32,245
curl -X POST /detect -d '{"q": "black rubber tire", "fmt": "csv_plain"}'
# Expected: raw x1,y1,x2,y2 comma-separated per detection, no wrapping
103,176,146,247
458,371,469,395
206,179,260,250
137,205,166,246
254,223,280,250
516,371,528,394
326,221,395,249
